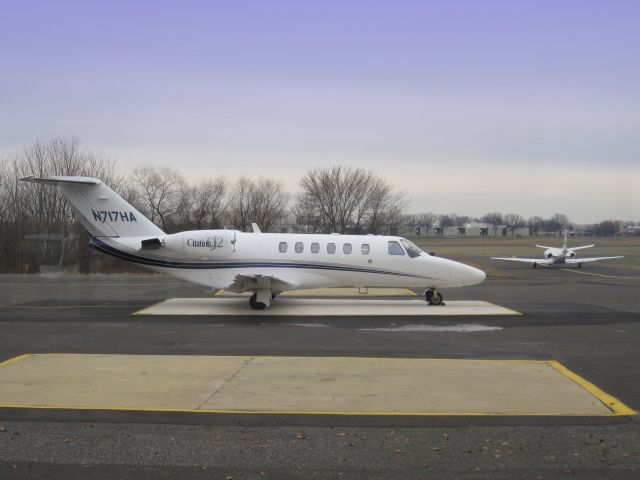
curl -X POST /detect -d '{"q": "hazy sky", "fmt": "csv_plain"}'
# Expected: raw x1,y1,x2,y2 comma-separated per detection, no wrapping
1,0,639,223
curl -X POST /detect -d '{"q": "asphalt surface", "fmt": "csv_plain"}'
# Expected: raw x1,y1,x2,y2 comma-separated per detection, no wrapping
0,257,639,479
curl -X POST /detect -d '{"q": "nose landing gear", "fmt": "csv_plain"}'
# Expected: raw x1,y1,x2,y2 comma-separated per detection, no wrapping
425,288,444,306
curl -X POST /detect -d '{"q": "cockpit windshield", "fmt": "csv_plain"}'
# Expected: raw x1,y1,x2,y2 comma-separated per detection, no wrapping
399,239,424,258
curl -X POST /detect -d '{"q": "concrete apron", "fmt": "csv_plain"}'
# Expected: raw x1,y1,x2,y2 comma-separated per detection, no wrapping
0,354,633,416
133,299,521,316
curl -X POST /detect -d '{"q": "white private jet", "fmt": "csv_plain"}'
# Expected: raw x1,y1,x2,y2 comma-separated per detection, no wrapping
21,176,485,309
491,229,623,269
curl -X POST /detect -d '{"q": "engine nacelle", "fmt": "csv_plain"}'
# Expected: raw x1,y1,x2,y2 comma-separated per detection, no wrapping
161,230,236,258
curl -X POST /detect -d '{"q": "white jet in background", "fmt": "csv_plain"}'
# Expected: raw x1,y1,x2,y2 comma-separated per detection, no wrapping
21,176,485,309
491,229,623,269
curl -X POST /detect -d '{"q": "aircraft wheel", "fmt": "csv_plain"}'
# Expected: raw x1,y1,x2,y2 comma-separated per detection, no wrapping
249,293,267,310
578,262,582,269
426,289,444,306
533,262,537,269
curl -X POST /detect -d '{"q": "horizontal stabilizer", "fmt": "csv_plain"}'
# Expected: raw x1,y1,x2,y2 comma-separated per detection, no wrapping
570,245,595,251
20,175,101,185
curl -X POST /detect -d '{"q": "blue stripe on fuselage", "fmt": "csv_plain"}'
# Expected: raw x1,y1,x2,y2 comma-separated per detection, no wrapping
88,238,433,279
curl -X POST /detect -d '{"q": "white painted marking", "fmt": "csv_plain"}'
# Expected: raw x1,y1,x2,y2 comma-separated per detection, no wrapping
283,323,329,328
134,298,521,316
557,269,640,280
358,324,503,332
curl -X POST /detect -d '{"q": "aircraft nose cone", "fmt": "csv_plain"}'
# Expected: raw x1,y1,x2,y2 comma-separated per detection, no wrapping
451,262,486,286
466,265,486,285
426,257,486,287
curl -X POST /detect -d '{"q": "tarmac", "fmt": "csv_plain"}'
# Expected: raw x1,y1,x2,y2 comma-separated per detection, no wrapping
0,256,639,478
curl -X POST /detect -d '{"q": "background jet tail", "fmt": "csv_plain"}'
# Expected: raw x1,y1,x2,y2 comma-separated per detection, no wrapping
562,228,569,252
20,176,164,238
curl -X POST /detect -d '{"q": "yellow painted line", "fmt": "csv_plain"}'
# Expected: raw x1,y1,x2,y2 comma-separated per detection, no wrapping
404,288,417,296
4,352,557,363
215,289,225,295
547,361,636,416
0,354,32,368
0,354,635,416
0,403,634,417
15,353,558,363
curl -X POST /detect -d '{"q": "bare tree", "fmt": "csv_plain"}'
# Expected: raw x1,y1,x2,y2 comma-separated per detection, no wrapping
249,178,290,232
177,178,228,230
292,201,322,233
450,214,470,227
0,137,127,273
366,191,408,235
227,177,254,232
527,216,544,235
416,212,437,236
227,177,289,232
504,213,526,236
482,212,503,236
132,166,186,232
297,166,406,234
543,213,570,234
552,213,570,233
0,158,9,224
438,214,455,229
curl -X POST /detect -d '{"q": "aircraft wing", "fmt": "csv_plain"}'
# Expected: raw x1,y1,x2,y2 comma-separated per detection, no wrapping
223,273,299,294
565,256,624,264
491,257,555,265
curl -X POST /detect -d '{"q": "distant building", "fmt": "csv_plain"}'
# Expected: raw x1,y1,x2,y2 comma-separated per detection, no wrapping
403,219,529,238
622,223,640,236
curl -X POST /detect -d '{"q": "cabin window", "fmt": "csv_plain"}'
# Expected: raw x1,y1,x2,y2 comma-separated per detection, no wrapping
295,242,304,253
343,243,352,254
361,243,370,255
327,243,336,254
388,240,405,255
311,242,320,253
279,242,288,253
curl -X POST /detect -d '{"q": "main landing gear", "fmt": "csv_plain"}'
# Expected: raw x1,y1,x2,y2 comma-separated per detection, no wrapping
249,276,276,310
249,293,267,310
425,288,444,306
249,292,278,310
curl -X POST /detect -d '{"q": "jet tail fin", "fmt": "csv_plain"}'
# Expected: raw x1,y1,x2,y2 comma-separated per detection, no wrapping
20,176,164,238
562,229,569,252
